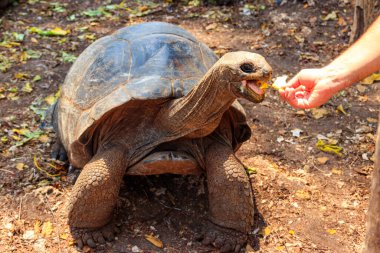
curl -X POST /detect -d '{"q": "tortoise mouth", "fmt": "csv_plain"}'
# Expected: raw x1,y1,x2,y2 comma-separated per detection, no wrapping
242,80,266,96
234,79,269,103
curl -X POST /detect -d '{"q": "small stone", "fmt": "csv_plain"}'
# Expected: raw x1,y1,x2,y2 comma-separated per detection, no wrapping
132,245,141,252
356,84,367,93
291,128,303,137
23,230,35,240
295,110,306,116
4,223,14,231
205,23,217,30
356,126,372,133
33,239,46,252
316,134,328,140
291,202,299,208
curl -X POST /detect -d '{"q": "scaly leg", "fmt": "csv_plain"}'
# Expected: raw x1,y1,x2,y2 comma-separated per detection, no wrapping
67,147,126,248
203,141,254,252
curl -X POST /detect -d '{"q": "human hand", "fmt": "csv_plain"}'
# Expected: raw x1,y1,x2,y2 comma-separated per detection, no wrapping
278,68,346,109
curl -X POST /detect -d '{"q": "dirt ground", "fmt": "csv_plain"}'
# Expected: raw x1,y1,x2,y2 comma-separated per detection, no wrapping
0,0,379,252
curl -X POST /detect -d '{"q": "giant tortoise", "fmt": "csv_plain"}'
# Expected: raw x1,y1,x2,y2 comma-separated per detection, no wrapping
52,22,272,251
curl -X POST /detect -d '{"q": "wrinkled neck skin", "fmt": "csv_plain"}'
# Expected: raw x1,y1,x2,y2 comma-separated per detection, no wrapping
155,64,236,137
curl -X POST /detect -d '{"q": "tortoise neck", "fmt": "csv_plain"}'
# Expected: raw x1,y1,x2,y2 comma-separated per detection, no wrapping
155,65,236,136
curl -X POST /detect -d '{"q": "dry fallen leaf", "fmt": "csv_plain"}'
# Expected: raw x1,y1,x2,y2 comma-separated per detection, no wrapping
327,229,337,235
367,117,377,123
276,246,285,251
311,108,329,119
14,72,29,79
145,234,163,248
317,157,329,164
328,138,339,145
358,95,368,102
59,233,69,240
12,128,30,136
41,221,53,237
356,84,367,93
262,226,271,236
295,110,306,116
322,11,337,21
361,73,380,85
31,37,39,43
295,189,311,200
338,17,346,26
205,23,218,30
332,168,343,175
22,82,33,93
38,135,50,143
16,162,25,170
44,88,61,105
336,104,347,115
34,220,41,234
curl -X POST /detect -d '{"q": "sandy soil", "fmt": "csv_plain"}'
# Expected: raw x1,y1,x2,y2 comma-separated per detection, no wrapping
0,0,379,252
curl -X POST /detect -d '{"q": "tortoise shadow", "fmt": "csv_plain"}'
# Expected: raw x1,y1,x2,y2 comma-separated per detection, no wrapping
110,173,266,251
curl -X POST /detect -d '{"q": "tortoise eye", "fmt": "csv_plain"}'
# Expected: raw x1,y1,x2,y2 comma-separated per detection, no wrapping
240,63,255,73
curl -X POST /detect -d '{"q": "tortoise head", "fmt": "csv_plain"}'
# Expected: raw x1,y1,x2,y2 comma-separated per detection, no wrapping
217,51,272,103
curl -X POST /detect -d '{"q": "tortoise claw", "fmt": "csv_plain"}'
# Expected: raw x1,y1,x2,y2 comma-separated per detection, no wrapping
51,140,68,162
67,165,80,184
201,222,247,252
70,222,120,249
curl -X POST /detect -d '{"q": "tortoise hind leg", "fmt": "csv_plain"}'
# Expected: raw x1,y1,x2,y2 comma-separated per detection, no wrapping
203,141,254,252
67,146,126,248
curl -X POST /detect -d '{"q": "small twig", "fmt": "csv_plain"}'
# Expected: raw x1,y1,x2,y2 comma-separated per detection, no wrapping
43,194,62,253
274,233,290,253
18,196,23,221
312,164,325,174
298,238,330,251
284,244,290,253
0,168,15,174
156,199,182,211
350,156,359,166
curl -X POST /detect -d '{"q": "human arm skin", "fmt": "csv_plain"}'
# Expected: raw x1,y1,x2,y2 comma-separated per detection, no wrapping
279,16,380,109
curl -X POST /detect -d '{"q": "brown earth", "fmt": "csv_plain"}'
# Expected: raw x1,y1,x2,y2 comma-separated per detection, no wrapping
0,0,379,252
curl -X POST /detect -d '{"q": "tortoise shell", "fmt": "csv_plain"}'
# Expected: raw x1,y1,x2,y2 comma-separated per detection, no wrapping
56,22,250,165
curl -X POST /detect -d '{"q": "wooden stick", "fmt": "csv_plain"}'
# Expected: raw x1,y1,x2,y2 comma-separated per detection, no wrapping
363,112,380,253
350,0,380,42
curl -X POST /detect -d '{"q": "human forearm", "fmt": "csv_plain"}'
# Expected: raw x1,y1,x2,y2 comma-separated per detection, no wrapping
324,16,380,91
280,16,380,109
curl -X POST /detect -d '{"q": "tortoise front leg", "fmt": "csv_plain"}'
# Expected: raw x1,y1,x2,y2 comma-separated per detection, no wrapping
203,141,254,251
67,147,126,247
